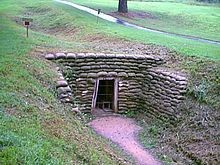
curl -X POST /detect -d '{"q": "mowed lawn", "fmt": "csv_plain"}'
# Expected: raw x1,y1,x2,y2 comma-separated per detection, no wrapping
1,0,218,59
56,0,219,59
70,0,220,42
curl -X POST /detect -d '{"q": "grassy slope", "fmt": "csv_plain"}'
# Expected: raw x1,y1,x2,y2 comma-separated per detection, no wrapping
1,0,219,164
58,1,220,164
67,0,220,60
0,0,132,164
70,0,220,41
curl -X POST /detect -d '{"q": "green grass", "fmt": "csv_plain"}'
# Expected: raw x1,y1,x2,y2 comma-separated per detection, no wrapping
3,0,218,60
0,0,219,164
70,0,220,41
17,0,217,60
0,0,132,164
58,0,220,59
0,112,69,165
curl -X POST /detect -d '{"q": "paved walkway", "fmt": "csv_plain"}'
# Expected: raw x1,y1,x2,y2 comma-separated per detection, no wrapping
55,0,220,46
89,116,161,165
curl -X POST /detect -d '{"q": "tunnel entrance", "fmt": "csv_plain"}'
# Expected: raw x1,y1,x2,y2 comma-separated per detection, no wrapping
92,79,118,112
96,80,114,110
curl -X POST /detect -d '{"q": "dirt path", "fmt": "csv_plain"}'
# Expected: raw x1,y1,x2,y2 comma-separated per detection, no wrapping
88,116,161,165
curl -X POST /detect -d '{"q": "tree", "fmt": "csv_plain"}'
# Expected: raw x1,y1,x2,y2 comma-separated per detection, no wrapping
118,0,128,13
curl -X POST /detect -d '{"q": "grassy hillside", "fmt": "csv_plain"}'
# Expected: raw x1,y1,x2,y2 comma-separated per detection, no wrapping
70,0,220,41
6,0,219,60
67,0,220,59
1,0,219,164
0,0,133,164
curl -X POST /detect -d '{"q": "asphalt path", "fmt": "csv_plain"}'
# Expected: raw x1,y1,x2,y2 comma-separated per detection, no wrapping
55,0,220,46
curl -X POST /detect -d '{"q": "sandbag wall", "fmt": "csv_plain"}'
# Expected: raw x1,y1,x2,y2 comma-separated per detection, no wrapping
45,52,187,118
143,68,188,119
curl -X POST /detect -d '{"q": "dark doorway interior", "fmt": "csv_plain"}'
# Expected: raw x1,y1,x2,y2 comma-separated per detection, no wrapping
96,80,114,110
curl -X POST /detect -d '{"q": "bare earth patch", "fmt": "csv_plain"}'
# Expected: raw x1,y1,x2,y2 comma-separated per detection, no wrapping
110,11,156,20
89,116,161,165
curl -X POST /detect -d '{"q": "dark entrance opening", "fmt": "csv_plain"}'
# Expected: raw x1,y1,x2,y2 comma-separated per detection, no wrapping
96,80,114,111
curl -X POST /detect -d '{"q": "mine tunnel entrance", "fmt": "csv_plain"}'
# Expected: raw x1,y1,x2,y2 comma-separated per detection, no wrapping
96,80,114,110
93,79,118,112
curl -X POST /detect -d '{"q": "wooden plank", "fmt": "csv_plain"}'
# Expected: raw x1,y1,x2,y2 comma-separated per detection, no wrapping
92,79,99,109
114,79,118,112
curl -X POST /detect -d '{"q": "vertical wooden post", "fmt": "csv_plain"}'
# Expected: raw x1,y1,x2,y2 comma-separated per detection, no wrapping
97,9,101,24
26,25,29,38
96,15,99,24
114,79,118,113
92,79,99,109
22,18,33,38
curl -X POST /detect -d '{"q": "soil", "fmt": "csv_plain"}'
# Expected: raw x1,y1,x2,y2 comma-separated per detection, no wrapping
89,116,161,165
110,11,156,20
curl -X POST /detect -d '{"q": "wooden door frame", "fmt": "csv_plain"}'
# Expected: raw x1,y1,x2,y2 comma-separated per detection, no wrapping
92,78,118,112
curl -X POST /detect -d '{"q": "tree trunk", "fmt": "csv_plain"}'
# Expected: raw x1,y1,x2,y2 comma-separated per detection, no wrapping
118,0,128,13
